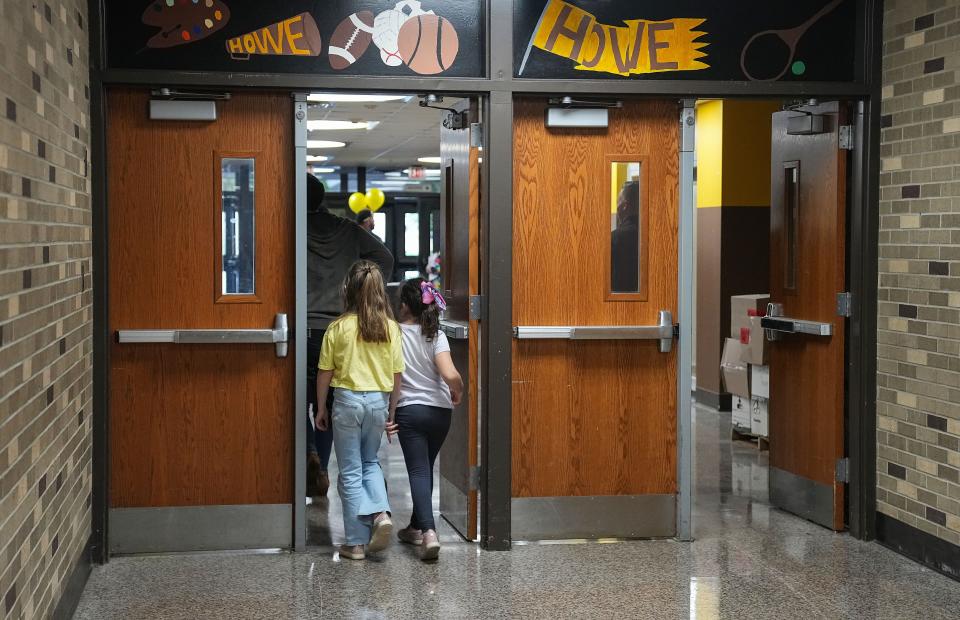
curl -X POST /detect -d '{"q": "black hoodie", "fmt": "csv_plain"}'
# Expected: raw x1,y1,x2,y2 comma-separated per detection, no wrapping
307,207,394,329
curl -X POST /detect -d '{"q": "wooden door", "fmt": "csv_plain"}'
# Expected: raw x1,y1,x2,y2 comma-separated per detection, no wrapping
768,102,846,531
107,89,294,552
512,99,678,539
438,100,480,540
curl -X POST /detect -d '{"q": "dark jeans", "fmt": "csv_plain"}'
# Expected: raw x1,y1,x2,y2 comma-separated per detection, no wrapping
307,329,334,469
396,404,452,531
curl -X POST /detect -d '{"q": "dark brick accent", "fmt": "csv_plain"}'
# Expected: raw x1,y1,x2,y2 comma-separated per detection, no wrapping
44,3,51,22
901,185,921,198
74,123,80,139
56,471,62,491
926,506,947,526
78,410,84,425
42,246,49,263
881,114,893,128
66,47,73,66
78,11,83,30
915,13,935,30
927,414,948,431
51,534,59,556
48,166,55,183
22,177,31,198
23,270,32,289
59,338,66,355
929,261,949,275
46,386,54,405
924,57,945,73
32,72,41,93
38,474,47,496
898,304,918,318
5,585,15,614
888,462,907,479
5,98,15,121
37,140,46,159
84,85,89,100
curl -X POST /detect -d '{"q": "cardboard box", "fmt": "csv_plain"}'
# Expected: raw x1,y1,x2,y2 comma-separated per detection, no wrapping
721,338,751,399
751,364,770,400
732,395,751,431
751,396,769,437
741,316,768,365
731,294,770,339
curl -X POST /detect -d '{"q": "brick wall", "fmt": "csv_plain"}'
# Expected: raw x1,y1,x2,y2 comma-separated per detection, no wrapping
0,1,93,618
877,0,960,547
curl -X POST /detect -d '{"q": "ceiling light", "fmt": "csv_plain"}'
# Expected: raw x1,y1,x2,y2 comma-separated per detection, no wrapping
418,156,441,164
310,167,337,174
307,120,378,131
403,168,441,176
385,171,403,178
307,93,407,103
308,140,346,149
306,155,330,162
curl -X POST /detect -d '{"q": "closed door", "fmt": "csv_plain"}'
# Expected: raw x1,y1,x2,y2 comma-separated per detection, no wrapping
512,99,678,539
438,100,480,540
107,90,294,552
767,102,847,530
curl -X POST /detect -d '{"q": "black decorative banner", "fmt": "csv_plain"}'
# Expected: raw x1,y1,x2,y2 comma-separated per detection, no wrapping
514,0,858,82
105,0,483,78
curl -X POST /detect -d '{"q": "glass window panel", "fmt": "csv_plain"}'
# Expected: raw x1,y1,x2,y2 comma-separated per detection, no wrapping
404,212,420,257
371,212,387,242
221,157,255,296
404,269,421,280
610,162,643,294
784,163,800,291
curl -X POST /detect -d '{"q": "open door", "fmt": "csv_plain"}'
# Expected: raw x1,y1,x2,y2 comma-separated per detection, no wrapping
437,99,480,540
766,102,847,530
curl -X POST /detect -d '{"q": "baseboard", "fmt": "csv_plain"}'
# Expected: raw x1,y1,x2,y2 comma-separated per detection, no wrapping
694,388,732,411
52,534,93,620
876,513,960,582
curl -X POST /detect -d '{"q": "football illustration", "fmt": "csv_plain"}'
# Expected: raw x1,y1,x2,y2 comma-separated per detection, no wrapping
372,0,433,67
328,11,375,70
398,14,459,75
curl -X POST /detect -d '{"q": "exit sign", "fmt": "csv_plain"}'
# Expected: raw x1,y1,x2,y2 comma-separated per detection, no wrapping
408,166,425,180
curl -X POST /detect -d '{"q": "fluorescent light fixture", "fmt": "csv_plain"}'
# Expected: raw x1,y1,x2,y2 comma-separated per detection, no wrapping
417,156,441,164
310,167,337,174
307,140,346,149
306,155,330,162
307,120,379,131
384,171,404,178
403,168,441,176
307,93,407,103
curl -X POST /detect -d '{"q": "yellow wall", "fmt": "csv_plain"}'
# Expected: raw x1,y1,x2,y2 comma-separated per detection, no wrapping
695,99,780,208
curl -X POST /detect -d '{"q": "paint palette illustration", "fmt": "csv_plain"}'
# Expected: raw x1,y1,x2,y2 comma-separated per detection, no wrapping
142,0,230,49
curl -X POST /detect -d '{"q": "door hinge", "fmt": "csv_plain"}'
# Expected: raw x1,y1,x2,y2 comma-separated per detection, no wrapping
839,125,855,150
469,295,484,321
470,122,483,148
836,292,853,318
469,466,481,490
835,458,850,483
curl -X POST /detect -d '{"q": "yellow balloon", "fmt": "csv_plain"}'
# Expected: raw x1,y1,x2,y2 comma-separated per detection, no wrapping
365,188,386,211
348,192,367,214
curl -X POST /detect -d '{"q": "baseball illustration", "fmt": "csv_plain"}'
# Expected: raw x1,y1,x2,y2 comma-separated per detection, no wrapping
372,0,433,67
328,11,375,70
398,14,459,75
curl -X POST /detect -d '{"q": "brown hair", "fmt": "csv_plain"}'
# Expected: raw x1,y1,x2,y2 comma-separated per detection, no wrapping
342,260,394,343
399,278,440,341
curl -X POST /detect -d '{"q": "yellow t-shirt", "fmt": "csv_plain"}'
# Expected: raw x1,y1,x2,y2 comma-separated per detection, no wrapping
318,314,404,392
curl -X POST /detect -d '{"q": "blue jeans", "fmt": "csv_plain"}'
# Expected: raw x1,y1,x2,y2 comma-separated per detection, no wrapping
331,388,391,545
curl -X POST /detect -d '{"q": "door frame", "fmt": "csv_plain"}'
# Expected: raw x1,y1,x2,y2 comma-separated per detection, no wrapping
87,0,883,559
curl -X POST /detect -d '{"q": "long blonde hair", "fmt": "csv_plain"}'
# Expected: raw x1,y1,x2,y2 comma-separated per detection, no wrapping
342,260,393,343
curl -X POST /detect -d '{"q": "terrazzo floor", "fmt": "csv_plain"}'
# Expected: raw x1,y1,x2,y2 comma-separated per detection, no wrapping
73,405,960,619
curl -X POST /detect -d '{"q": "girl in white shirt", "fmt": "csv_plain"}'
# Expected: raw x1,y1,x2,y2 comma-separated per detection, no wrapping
391,278,463,561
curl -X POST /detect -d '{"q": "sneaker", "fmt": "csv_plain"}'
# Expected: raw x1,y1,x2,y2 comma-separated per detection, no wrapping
306,453,321,497
339,544,365,560
367,512,393,553
420,529,440,561
397,526,423,545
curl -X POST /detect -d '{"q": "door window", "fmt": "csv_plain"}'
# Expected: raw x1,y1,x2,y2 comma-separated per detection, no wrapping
219,156,256,300
608,160,648,299
783,162,800,292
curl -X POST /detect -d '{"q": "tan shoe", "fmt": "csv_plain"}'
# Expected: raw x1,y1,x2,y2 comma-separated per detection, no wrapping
367,512,393,553
420,529,440,561
398,526,423,545
339,544,365,560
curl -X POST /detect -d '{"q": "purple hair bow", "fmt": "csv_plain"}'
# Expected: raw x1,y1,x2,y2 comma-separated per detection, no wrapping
421,281,447,311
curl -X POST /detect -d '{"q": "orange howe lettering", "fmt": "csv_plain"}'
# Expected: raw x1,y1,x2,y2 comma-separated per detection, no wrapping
226,37,244,55
284,15,310,55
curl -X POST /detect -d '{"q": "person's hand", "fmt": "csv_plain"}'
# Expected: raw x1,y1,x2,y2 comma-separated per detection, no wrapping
385,411,398,443
450,386,463,406
316,406,330,431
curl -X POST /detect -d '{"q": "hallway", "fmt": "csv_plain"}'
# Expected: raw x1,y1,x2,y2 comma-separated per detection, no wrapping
73,406,960,619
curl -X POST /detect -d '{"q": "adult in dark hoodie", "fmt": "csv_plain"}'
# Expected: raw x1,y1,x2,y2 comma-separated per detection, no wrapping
306,174,394,498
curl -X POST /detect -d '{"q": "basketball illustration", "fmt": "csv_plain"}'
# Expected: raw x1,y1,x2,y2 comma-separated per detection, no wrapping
398,15,459,75
372,0,432,67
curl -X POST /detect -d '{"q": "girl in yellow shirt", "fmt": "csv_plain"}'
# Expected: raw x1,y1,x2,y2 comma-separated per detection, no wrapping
316,260,405,560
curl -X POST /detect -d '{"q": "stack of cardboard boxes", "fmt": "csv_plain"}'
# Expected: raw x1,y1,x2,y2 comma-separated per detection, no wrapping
720,294,770,441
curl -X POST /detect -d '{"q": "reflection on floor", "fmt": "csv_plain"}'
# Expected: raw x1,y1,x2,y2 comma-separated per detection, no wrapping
307,436,462,547
75,405,960,619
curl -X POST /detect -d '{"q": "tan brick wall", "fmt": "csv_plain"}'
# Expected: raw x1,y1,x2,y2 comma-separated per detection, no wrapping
878,0,960,545
0,0,92,618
